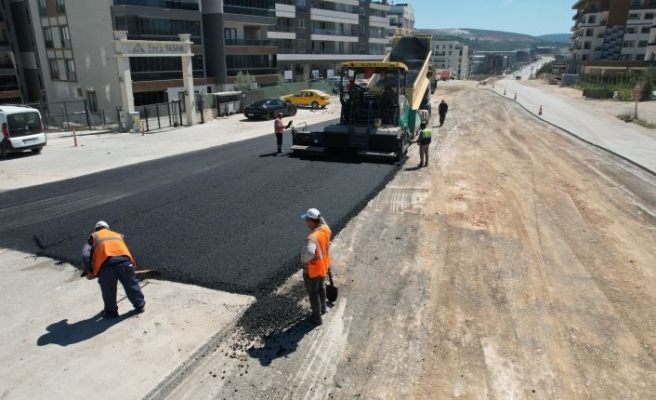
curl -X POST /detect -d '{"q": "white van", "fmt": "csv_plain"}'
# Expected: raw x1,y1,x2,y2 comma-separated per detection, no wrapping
0,105,46,158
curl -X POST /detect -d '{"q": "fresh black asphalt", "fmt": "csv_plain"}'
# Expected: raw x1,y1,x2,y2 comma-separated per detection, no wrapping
0,120,400,299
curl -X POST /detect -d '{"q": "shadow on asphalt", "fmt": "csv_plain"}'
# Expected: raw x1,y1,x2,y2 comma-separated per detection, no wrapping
36,309,141,347
246,318,319,366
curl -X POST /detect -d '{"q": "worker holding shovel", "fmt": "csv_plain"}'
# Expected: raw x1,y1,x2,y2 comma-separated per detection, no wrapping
300,208,333,325
81,220,146,318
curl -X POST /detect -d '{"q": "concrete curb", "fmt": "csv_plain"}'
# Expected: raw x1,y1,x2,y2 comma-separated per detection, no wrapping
489,88,656,177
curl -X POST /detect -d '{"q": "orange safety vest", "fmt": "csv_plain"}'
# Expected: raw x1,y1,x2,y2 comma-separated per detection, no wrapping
90,229,136,275
304,224,331,278
274,117,284,134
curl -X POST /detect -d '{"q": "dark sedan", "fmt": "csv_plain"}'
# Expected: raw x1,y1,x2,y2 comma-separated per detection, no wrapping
243,98,297,120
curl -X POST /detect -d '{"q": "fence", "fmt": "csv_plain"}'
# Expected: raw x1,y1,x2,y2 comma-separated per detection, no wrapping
13,100,119,132
133,100,186,132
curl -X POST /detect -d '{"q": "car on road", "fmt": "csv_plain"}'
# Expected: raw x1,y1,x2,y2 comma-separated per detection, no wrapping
243,98,297,120
281,89,331,109
0,105,46,158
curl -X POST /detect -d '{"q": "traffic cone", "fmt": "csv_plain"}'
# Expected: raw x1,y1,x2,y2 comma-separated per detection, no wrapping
514,93,517,100
73,129,78,147
503,89,506,95
539,105,543,116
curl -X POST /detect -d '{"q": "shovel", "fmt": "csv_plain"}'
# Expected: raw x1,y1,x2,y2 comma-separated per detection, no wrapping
326,269,338,303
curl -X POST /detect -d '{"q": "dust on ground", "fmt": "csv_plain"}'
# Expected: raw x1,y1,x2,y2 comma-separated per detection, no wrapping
152,83,656,399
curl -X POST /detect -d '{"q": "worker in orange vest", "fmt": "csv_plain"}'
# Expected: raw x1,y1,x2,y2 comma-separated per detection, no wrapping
300,208,331,325
274,112,292,154
81,221,145,318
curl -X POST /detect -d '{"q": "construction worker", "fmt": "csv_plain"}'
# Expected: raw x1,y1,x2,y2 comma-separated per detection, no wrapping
418,122,432,168
274,112,292,154
81,221,145,318
300,208,331,325
438,99,449,127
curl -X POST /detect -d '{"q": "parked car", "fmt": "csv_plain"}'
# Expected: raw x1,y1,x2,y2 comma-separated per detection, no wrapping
0,105,46,158
243,98,297,120
281,89,331,109
325,76,346,86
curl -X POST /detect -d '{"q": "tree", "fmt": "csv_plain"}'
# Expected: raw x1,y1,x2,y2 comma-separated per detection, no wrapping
641,67,655,101
234,70,256,92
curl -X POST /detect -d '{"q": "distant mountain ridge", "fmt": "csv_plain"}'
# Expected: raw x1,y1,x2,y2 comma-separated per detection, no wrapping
414,28,570,51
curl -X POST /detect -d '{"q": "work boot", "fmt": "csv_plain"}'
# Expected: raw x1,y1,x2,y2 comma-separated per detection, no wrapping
102,310,119,319
135,305,145,314
307,315,323,325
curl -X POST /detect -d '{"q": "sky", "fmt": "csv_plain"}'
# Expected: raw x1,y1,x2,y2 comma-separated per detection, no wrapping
408,0,575,37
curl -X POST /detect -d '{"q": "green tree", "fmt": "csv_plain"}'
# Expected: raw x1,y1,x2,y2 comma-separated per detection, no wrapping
234,71,256,92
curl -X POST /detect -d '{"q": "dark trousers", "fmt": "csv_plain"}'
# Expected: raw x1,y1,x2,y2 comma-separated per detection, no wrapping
98,260,145,314
304,272,326,320
275,133,283,152
439,113,446,126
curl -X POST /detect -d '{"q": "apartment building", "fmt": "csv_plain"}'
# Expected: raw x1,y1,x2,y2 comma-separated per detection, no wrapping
203,0,279,90
386,2,414,52
0,0,44,104
570,0,656,74
23,0,279,113
269,0,390,82
431,39,469,80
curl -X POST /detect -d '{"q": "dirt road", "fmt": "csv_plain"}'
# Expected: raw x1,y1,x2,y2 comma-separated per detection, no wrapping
152,83,656,399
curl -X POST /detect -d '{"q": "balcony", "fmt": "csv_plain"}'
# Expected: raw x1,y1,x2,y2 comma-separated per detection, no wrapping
369,15,389,28
224,5,275,18
225,39,275,47
310,8,359,25
113,0,200,11
312,27,356,36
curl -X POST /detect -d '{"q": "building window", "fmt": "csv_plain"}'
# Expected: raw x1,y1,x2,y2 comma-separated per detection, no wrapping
224,28,237,43
297,38,305,52
44,28,53,48
60,26,71,48
620,54,631,60
626,27,637,34
646,13,654,20
48,59,59,79
86,90,98,112
296,0,306,7
588,15,596,24
628,13,639,20
583,42,592,49
65,59,76,81
642,27,651,33
638,40,648,47
623,41,635,48
636,54,645,61
297,19,305,28
55,0,65,14
38,0,47,16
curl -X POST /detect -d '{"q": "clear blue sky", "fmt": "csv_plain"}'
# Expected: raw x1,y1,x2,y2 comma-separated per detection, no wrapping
409,0,575,37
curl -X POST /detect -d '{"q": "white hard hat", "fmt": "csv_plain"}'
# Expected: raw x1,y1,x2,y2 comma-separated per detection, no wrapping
94,220,109,230
301,208,321,220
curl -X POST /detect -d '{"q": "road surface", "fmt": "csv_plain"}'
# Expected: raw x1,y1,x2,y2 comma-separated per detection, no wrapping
153,83,656,399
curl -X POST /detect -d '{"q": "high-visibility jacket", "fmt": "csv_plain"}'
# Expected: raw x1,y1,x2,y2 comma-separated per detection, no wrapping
90,229,136,275
419,128,432,145
304,224,331,278
274,117,284,134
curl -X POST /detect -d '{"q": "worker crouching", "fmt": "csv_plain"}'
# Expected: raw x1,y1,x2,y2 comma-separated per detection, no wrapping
81,221,146,318
300,208,331,325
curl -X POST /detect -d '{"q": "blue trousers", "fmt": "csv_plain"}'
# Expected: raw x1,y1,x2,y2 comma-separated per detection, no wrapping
97,260,145,314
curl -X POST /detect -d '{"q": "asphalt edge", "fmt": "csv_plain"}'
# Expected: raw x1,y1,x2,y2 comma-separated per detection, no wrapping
489,87,656,177
140,304,251,400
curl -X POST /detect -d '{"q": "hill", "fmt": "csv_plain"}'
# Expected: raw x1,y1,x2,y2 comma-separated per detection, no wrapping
414,28,570,51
